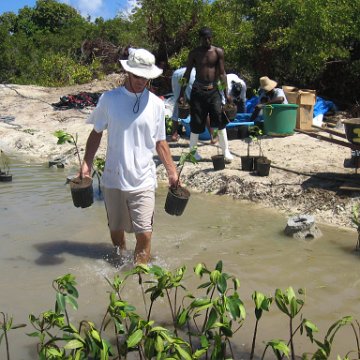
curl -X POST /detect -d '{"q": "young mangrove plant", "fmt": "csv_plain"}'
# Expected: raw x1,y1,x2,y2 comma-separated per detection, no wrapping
0,150,11,175
1,262,358,359
250,291,272,360
54,130,83,177
0,312,26,360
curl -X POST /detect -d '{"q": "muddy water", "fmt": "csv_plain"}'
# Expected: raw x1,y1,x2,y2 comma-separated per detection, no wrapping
0,159,359,359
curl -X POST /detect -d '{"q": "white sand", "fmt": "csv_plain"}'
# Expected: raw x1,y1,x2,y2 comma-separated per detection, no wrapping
1,74,359,229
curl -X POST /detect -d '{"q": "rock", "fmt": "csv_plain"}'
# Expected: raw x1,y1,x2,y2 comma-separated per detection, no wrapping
284,214,323,240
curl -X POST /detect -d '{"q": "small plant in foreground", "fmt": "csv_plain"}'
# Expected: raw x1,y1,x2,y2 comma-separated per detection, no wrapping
1,262,358,359
0,312,26,360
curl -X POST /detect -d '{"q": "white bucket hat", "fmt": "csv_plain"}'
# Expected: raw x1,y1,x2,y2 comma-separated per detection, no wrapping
259,76,277,92
120,48,163,80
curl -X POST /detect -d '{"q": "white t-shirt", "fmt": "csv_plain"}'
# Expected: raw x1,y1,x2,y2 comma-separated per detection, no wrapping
225,73,247,103
259,88,288,104
87,86,166,191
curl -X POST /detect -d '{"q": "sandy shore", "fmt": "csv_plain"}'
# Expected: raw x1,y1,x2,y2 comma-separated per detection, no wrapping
1,74,359,229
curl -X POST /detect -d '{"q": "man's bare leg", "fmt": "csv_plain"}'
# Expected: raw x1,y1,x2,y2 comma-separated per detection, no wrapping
134,232,152,265
110,229,126,254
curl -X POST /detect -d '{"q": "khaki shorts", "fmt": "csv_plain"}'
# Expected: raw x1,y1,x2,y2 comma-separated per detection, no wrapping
103,187,155,234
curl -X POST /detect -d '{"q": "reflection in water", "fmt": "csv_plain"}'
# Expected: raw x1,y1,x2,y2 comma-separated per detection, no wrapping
0,159,359,359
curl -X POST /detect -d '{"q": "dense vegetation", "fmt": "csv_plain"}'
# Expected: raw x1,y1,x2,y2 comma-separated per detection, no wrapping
1,0,360,105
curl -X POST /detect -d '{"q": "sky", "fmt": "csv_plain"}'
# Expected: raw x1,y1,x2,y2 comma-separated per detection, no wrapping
0,0,137,20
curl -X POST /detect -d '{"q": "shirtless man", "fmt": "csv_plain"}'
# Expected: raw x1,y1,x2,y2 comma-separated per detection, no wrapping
179,27,233,162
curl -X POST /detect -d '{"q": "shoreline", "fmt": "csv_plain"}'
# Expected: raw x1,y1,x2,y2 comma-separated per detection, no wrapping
1,76,359,230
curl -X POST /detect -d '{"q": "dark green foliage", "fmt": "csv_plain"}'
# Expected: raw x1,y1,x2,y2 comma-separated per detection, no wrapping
0,0,359,102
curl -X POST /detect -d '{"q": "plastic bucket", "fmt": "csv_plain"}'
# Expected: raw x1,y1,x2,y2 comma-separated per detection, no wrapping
263,104,298,136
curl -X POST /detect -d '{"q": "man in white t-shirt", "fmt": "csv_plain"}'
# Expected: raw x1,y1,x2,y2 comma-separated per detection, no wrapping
250,76,288,121
81,48,179,265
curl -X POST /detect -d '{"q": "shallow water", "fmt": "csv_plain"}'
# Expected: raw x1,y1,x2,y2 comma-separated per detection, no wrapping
0,159,359,359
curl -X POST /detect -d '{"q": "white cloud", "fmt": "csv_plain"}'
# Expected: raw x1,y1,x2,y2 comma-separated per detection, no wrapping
76,0,103,17
121,0,138,18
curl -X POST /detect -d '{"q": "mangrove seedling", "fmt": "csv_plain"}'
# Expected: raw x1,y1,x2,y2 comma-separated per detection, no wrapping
53,130,83,178
173,146,198,190
0,150,11,175
248,125,264,157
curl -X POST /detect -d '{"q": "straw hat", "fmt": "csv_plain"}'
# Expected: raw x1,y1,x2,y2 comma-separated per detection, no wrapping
120,48,163,80
259,76,277,92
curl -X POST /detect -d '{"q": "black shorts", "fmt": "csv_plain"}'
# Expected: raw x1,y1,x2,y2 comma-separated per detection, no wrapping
189,84,227,133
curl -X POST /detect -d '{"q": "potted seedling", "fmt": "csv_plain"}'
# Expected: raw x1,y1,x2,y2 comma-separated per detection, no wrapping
240,126,257,171
54,130,93,208
0,150,12,182
218,79,237,121
251,126,271,176
177,77,190,119
164,147,198,216
210,129,225,171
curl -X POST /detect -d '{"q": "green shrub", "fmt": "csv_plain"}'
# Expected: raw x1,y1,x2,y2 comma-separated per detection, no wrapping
37,54,93,86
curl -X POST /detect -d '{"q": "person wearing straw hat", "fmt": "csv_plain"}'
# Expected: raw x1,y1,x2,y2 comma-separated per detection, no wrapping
178,27,234,163
250,76,288,121
80,48,179,265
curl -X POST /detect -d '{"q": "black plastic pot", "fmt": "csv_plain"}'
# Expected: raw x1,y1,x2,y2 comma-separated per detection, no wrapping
256,158,271,176
0,173,12,182
211,154,225,171
178,103,190,119
253,156,267,171
241,156,254,171
69,177,94,208
165,186,190,216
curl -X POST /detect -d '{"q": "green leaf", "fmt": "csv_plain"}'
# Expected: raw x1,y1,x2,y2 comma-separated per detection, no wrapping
127,329,143,348
155,335,164,352
65,295,78,311
226,296,241,320
191,298,212,308
56,292,66,312
205,308,218,330
267,339,290,357
290,297,298,318
64,339,84,350
215,260,223,272
177,309,188,327
210,270,221,284
90,329,101,343
174,344,192,360
217,273,227,294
